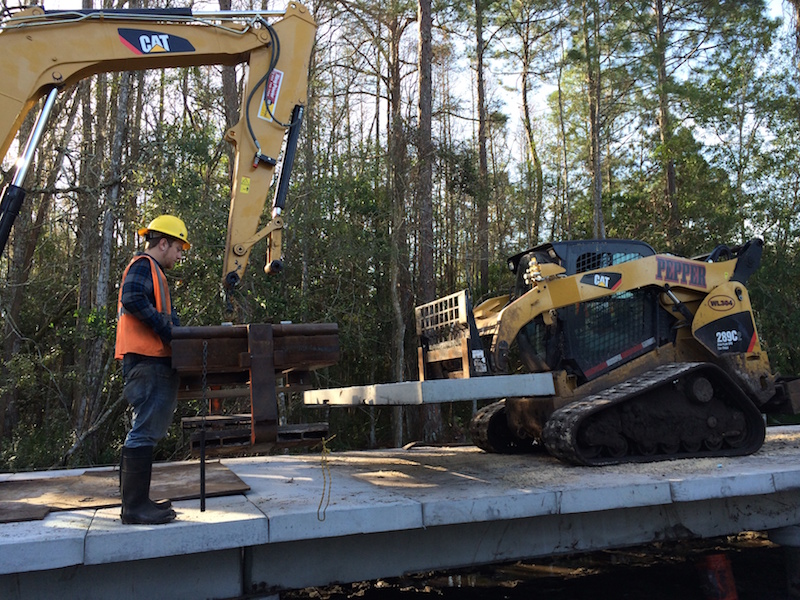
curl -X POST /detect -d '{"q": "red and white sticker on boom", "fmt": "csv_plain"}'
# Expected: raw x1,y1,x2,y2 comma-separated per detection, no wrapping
258,70,284,122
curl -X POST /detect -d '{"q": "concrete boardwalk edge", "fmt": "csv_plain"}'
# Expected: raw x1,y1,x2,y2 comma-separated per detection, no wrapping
2,426,800,598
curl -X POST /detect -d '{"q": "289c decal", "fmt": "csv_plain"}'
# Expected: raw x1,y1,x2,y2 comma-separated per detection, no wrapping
695,312,755,355
715,329,740,351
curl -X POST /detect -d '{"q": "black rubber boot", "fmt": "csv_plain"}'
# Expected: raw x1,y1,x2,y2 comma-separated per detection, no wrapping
120,446,176,525
152,497,172,510
119,453,172,510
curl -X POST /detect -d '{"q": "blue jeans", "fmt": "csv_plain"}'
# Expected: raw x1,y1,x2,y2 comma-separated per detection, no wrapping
122,360,180,448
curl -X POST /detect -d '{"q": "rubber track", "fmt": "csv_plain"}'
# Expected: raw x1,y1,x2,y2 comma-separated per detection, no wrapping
470,400,506,453
470,400,541,453
542,362,766,466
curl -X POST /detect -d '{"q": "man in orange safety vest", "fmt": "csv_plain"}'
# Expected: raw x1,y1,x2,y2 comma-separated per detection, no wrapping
115,214,189,525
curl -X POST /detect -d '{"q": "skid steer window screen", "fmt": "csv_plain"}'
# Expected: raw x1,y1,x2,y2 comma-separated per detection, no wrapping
516,291,660,380
569,251,659,380
575,250,642,273
566,290,657,380
516,247,663,381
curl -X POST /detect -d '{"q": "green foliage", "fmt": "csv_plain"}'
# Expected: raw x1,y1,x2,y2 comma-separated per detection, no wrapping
0,420,72,471
0,352,72,470
748,247,800,376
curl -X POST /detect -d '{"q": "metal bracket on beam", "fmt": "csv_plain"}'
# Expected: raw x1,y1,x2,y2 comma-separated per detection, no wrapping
247,323,278,444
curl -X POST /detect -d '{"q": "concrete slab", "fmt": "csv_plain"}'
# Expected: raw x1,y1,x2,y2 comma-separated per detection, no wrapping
333,448,562,527
0,510,93,575
226,456,424,542
769,524,800,546
303,373,556,406
421,487,559,527
669,470,776,502
771,467,800,492
558,478,672,514
84,494,266,564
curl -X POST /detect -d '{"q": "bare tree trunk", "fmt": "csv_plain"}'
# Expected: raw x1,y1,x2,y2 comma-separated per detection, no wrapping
440,64,457,292
126,70,146,249
520,31,543,245
299,22,320,320
584,0,605,239
73,69,104,431
654,0,678,247
417,0,434,306
388,10,407,447
69,0,112,459
370,17,384,449
475,0,490,296
557,30,572,240
415,0,442,442
219,0,240,180
790,0,800,75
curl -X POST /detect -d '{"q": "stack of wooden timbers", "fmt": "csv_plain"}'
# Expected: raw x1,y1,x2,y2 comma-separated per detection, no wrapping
171,323,339,455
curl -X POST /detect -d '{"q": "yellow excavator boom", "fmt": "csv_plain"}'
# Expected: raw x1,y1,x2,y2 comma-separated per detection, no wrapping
0,2,317,287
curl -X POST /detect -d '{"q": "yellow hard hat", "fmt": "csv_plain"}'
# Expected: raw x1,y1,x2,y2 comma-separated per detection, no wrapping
138,215,190,250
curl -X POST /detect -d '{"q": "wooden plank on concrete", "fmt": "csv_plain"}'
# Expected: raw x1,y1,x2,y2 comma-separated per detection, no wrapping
0,502,50,523
0,461,249,522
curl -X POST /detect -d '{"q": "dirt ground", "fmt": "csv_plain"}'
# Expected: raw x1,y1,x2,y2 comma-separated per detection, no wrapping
284,533,791,599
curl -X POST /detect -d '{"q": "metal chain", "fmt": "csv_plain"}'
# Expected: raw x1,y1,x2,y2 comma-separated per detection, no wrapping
200,340,208,512
201,340,208,404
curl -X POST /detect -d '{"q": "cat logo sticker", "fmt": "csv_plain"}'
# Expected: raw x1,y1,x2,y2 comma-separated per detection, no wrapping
580,272,622,290
118,28,196,55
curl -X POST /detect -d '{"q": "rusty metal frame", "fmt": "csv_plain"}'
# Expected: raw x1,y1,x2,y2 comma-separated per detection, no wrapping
171,322,338,453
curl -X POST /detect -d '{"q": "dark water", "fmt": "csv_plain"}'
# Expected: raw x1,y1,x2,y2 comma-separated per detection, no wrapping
284,534,789,599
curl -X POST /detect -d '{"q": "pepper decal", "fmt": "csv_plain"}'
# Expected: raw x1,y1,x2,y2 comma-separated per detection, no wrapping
655,257,707,289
